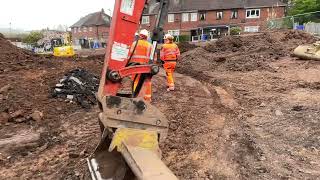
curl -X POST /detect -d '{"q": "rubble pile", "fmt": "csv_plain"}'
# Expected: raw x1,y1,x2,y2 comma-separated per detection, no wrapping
52,69,100,108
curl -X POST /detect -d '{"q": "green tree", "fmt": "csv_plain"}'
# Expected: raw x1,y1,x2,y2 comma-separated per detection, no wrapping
289,0,320,15
22,31,43,45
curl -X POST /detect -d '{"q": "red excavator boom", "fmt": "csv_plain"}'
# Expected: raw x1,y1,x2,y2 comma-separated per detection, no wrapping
87,0,177,180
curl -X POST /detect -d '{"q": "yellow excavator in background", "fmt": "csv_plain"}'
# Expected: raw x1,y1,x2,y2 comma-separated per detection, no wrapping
52,33,75,57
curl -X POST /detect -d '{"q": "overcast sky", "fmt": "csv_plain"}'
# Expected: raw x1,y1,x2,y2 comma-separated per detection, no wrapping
0,0,115,31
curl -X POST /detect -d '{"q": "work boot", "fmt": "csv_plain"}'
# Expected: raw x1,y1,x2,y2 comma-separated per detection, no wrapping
144,96,152,102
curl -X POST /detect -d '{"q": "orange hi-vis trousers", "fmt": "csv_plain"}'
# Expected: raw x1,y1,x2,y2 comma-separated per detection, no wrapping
163,61,177,88
132,74,152,102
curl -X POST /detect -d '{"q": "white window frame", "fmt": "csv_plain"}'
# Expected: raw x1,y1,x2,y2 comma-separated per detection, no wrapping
168,14,174,23
142,16,150,24
168,30,180,36
231,10,238,19
246,9,260,18
182,13,189,22
89,27,93,32
216,11,223,20
191,13,197,22
78,27,81,32
199,12,206,21
244,26,260,32
83,27,87,32
73,28,77,33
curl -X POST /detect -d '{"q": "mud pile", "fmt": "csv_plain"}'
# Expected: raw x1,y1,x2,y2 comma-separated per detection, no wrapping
0,35,35,61
0,32,106,179
178,42,197,53
0,35,103,124
178,30,316,74
0,35,49,73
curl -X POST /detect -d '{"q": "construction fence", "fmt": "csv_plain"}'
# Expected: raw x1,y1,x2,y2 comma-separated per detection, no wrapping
305,23,320,35
267,11,320,35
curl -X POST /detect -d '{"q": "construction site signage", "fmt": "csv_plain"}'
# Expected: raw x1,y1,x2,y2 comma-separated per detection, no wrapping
120,0,135,16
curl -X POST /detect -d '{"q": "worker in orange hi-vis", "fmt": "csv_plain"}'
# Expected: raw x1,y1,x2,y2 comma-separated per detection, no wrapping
160,34,181,91
128,29,153,101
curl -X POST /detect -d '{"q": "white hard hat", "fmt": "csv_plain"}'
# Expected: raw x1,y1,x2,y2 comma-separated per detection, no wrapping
139,29,149,37
164,33,174,40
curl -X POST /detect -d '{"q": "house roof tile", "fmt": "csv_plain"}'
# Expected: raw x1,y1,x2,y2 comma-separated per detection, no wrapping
71,10,111,28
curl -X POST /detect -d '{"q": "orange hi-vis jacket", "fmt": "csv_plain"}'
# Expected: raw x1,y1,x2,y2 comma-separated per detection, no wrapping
129,39,152,64
160,43,181,61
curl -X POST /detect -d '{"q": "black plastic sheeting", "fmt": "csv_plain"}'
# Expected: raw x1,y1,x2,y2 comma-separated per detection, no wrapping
51,69,100,108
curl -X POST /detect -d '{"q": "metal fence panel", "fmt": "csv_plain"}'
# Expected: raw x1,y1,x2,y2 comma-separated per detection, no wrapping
305,23,320,35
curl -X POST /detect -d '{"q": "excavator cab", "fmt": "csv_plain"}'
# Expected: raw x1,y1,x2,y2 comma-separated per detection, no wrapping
87,0,177,180
51,38,63,48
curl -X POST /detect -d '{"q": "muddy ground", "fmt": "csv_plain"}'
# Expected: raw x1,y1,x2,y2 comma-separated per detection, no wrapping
1,30,320,180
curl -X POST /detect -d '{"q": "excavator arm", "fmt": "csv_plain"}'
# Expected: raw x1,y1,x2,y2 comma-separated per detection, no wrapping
87,0,177,179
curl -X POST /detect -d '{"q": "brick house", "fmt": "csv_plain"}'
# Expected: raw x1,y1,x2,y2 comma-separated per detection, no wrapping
70,9,111,48
142,0,286,41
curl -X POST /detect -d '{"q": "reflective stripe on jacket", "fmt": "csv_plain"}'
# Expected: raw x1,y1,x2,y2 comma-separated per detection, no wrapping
129,40,152,64
160,43,181,61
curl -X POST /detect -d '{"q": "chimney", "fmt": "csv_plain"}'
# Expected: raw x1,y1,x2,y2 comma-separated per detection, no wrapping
101,8,105,13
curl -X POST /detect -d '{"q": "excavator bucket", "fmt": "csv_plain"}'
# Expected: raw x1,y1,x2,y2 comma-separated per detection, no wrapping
87,129,129,180
293,41,320,61
87,96,177,180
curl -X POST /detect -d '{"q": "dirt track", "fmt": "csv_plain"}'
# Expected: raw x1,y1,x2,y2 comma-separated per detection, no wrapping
1,30,320,180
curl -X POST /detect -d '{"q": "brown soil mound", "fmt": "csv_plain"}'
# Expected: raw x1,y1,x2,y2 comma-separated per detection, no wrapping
0,35,33,59
0,35,49,73
178,30,316,74
160,30,320,179
0,36,104,179
0,35,103,116
178,42,197,53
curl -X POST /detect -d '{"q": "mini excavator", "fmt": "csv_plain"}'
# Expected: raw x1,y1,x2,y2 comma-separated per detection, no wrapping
87,0,178,179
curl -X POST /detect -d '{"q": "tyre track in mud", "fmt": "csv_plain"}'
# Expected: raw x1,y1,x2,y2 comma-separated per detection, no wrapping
153,71,243,179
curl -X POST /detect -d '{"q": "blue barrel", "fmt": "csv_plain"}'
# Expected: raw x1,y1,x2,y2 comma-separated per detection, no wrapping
296,25,305,30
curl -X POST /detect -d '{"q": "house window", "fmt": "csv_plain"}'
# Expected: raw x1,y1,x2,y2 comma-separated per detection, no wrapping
78,27,81,32
231,10,238,19
182,13,189,22
168,14,174,23
83,27,87,32
191,13,197,22
73,28,77,33
246,9,260,18
89,27,93,32
142,16,150,24
199,12,206,21
168,30,180,36
244,26,260,32
216,11,223,20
